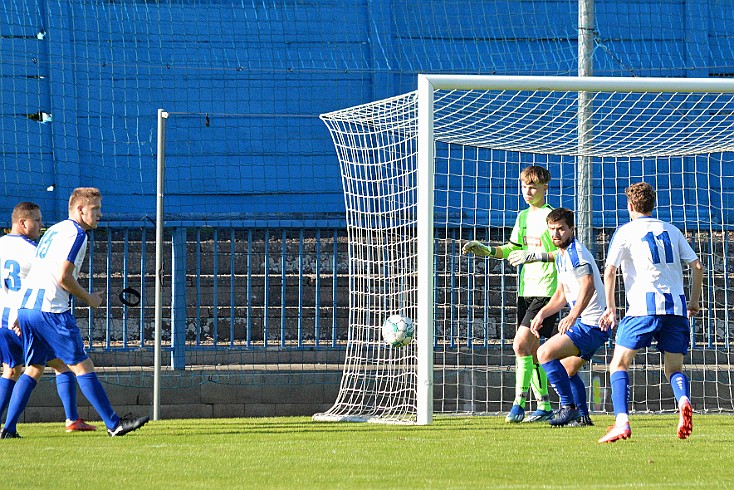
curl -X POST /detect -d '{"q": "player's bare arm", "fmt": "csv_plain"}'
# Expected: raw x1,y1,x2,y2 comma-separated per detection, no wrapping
58,260,104,308
599,264,618,331
687,258,704,318
530,287,566,337
11,319,21,337
559,268,594,334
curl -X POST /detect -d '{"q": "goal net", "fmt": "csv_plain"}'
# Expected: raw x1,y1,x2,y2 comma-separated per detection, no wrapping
315,75,734,425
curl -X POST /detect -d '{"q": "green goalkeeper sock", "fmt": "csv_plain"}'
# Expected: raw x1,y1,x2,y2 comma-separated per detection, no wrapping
530,362,552,411
513,355,535,408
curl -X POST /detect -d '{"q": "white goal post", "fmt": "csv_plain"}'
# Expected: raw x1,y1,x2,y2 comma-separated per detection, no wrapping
316,75,734,425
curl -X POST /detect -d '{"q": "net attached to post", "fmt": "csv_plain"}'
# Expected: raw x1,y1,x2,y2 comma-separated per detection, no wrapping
315,79,734,424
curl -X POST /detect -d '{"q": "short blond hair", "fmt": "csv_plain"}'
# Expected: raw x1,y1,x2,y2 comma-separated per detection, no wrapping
625,182,656,214
68,187,102,214
520,165,551,186
11,202,40,225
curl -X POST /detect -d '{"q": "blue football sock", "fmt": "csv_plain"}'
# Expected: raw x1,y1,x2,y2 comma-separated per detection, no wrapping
55,371,79,422
568,374,589,416
541,359,574,406
76,372,119,430
0,377,16,421
669,372,690,402
610,370,630,418
3,374,37,433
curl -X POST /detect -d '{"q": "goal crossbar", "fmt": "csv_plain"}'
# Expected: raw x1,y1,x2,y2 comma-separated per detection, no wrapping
419,75,734,93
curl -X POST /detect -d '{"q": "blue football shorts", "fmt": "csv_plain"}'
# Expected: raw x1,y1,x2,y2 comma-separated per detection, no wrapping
615,314,690,354
0,327,24,368
17,309,89,366
565,321,611,360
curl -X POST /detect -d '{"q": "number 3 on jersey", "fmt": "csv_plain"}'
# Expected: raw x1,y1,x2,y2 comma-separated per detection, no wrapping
3,259,21,291
642,230,673,264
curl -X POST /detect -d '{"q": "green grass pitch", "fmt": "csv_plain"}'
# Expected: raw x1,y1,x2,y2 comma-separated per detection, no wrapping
4,415,734,489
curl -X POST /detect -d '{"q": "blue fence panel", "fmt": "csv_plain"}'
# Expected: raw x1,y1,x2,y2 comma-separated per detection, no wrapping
80,226,350,362
76,221,730,371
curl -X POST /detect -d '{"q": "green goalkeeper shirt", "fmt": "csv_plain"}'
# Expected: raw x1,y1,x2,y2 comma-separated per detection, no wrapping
509,204,558,297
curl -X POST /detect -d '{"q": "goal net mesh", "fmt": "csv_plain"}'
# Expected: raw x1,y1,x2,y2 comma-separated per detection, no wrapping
315,84,734,424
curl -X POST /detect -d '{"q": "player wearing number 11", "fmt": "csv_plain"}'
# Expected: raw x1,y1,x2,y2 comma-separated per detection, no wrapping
598,182,704,443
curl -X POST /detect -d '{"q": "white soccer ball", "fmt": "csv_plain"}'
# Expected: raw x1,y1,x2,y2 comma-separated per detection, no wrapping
381,314,415,348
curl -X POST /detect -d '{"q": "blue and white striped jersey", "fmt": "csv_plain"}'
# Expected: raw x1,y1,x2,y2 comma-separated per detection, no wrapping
20,219,89,313
556,237,606,326
605,216,698,317
0,234,38,328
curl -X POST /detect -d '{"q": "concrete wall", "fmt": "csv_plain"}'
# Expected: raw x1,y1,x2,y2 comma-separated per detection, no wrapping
18,349,734,425
19,368,342,425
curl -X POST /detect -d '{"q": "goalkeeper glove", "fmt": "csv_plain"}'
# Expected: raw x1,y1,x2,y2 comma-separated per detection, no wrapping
462,240,495,257
508,250,550,266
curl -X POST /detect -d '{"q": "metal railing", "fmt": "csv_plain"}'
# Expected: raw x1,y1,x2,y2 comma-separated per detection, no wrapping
78,225,731,365
79,226,351,360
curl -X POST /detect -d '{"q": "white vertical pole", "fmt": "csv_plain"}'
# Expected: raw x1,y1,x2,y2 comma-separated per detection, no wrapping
416,75,435,425
154,109,167,421
578,0,594,78
577,0,594,249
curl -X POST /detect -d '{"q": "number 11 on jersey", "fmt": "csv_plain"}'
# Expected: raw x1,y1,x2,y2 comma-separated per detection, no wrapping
641,230,673,264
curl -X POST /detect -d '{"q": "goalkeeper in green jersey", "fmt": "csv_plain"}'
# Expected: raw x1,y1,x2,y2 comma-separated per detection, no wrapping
463,165,559,423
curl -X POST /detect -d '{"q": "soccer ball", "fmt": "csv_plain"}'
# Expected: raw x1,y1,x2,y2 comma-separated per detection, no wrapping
381,314,415,348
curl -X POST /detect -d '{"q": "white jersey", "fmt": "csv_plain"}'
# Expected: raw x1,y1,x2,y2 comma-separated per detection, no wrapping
0,234,38,328
20,219,89,313
606,216,697,317
556,238,606,326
